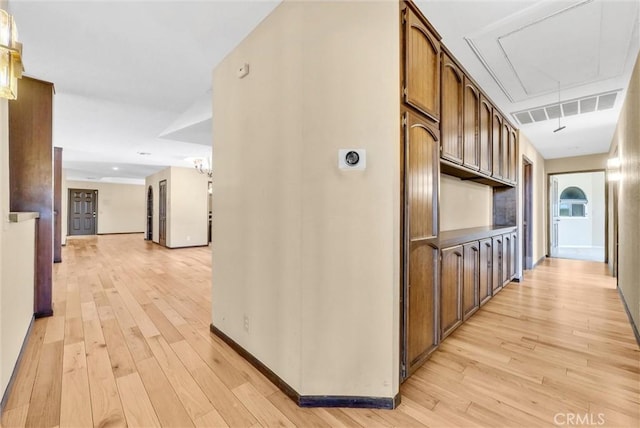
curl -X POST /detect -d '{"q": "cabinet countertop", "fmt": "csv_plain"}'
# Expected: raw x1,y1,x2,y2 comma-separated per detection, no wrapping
437,225,516,248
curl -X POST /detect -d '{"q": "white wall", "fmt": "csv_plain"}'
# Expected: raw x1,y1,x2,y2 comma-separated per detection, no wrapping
144,167,209,248
554,172,605,248
212,0,399,399
1,218,35,396
440,175,492,231
64,179,145,235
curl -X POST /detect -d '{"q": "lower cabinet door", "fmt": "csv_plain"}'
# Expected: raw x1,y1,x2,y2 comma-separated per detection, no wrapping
492,236,503,293
440,245,463,339
462,242,480,320
479,238,492,305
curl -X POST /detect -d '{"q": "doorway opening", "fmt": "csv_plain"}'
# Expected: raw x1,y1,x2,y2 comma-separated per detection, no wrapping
522,157,533,270
68,189,98,236
549,171,606,262
146,185,153,241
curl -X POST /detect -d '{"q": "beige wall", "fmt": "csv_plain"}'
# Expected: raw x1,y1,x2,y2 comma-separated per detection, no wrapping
608,52,640,331
545,153,607,175
518,131,547,272
144,167,209,248
1,218,36,396
64,179,145,235
0,0,36,398
440,175,492,231
212,0,399,398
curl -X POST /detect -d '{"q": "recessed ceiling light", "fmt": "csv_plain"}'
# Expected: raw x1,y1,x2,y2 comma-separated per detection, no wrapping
137,151,152,156
112,166,119,171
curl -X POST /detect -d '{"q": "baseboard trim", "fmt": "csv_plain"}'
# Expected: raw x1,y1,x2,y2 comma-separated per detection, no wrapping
533,256,546,269
34,310,53,319
617,288,640,347
210,324,399,409
96,232,144,236
0,317,35,413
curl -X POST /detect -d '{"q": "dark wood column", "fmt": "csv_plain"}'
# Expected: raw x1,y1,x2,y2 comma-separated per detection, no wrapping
9,76,55,318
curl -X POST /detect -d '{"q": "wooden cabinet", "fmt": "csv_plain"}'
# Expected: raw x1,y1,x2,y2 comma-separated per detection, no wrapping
479,238,492,305
491,111,503,180
403,5,440,122
440,245,463,339
492,235,503,294
502,122,510,184
462,242,480,320
463,79,480,171
510,232,517,279
509,127,518,183
479,96,492,176
402,109,440,374
502,233,511,286
441,53,464,164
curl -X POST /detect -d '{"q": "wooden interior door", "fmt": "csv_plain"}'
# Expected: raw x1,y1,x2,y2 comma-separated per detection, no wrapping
402,109,439,379
68,189,97,236
159,180,167,247
146,186,153,241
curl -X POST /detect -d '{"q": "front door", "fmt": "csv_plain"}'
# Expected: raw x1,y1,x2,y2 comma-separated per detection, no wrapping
159,180,167,247
68,189,97,236
550,176,559,256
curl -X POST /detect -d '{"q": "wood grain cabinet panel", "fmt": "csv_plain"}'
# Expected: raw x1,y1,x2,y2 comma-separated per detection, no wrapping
492,235,503,294
510,232,517,279
502,122,510,184
491,111,502,180
463,79,480,171
479,238,492,306
509,127,518,183
441,53,464,164
502,233,511,287
462,242,480,320
402,109,440,374
440,246,463,339
479,96,492,176
403,6,440,122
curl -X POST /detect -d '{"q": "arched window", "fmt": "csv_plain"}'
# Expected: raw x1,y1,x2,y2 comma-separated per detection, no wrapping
559,186,588,217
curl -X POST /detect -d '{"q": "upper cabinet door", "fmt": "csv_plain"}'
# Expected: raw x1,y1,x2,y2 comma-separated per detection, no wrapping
502,122,510,183
491,111,503,179
463,78,480,171
479,96,492,176
509,128,518,183
441,53,464,164
404,7,440,122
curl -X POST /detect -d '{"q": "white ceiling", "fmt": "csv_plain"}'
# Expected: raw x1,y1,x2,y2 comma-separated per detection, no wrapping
7,0,640,182
8,0,281,183
417,0,640,159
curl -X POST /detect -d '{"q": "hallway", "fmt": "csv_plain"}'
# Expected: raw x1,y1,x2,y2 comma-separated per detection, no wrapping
1,235,638,427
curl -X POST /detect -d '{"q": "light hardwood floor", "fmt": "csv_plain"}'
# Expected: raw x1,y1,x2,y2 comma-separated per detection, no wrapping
1,235,638,427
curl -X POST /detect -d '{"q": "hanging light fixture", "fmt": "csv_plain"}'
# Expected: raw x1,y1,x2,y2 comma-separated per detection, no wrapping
553,81,566,133
0,9,24,100
193,157,213,179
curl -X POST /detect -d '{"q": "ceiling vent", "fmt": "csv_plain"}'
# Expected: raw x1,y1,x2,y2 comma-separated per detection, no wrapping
511,90,620,126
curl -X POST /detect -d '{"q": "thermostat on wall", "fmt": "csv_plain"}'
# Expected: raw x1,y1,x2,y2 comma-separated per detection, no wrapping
338,149,366,170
